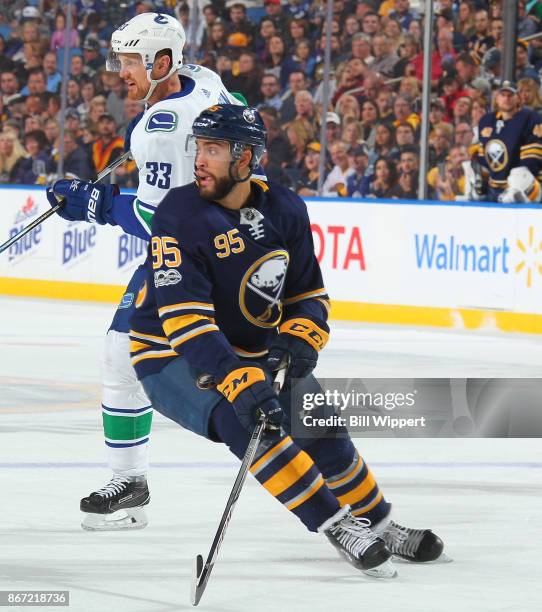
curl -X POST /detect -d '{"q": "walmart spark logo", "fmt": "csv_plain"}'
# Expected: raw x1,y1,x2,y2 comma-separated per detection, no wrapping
515,226,542,288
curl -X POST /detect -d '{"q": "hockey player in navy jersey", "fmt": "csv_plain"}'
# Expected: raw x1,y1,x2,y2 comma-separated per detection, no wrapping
465,80,542,203
47,12,245,530
127,104,447,575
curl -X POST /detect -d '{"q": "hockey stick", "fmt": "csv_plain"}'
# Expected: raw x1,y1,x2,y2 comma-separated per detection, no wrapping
0,150,132,255
191,364,288,607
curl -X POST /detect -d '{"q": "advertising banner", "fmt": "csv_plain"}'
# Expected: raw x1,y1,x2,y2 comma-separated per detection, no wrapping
2,187,542,332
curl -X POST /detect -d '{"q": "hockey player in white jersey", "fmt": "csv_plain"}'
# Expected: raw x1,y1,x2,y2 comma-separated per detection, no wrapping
47,12,243,530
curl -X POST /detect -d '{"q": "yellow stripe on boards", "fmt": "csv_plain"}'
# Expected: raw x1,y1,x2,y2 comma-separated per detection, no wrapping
3,277,542,335
0,277,124,303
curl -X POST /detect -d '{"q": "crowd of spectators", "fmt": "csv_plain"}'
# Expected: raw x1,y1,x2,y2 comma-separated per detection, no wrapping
1,0,542,200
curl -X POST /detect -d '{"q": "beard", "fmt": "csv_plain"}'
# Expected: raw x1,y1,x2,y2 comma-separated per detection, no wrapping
197,172,236,200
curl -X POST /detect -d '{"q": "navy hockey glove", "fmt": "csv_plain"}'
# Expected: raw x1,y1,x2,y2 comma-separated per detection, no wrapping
217,365,283,431
46,179,119,224
266,318,330,380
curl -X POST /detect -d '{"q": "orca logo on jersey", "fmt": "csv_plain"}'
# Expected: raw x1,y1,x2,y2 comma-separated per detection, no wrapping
145,110,178,133
154,14,169,24
485,139,508,173
239,250,289,328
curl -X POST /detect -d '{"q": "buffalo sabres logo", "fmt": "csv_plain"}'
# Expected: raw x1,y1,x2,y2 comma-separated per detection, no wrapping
485,139,508,173
240,251,289,328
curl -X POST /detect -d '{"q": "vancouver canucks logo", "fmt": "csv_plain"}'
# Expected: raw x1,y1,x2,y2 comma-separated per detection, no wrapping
240,251,289,328
146,110,178,133
485,139,508,173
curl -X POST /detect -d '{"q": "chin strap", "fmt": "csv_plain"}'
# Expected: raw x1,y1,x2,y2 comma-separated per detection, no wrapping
141,64,178,103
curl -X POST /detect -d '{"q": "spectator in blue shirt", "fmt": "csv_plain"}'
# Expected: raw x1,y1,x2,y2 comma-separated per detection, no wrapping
346,144,371,198
42,52,62,93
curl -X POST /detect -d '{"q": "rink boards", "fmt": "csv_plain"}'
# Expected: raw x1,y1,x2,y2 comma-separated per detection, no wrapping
1,185,542,334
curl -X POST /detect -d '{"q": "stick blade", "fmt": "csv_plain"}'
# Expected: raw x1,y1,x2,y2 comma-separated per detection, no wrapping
190,554,204,606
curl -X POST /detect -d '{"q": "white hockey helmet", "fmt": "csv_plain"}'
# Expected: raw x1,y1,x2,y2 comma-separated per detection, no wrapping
107,12,186,102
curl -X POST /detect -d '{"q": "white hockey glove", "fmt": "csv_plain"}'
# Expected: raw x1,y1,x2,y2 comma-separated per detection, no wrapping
499,167,542,204
461,160,485,201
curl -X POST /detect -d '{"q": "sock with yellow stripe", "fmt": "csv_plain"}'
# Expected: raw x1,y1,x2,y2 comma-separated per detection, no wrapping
302,434,391,525
209,400,340,532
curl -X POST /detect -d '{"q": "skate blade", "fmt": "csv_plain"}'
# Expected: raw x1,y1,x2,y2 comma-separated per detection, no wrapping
363,559,397,579
392,551,453,564
81,507,148,531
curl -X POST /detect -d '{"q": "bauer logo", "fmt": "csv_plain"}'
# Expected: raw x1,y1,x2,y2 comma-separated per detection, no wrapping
145,110,178,133
118,234,147,269
62,224,96,266
8,196,41,262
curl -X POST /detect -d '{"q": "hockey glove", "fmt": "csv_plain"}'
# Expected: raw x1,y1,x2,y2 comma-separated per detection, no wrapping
266,318,329,380
217,365,283,431
46,179,119,224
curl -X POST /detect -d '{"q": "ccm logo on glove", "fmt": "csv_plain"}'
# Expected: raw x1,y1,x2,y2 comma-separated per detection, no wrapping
217,367,266,401
279,318,329,351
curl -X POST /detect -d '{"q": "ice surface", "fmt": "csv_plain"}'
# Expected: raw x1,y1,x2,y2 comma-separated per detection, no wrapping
1,297,540,611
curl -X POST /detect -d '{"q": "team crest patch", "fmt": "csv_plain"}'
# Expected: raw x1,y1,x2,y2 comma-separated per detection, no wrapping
485,139,508,173
145,110,178,133
118,292,135,309
239,251,289,328
243,108,256,123
154,269,182,287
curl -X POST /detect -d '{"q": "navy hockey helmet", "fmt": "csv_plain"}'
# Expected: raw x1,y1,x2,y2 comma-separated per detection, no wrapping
191,104,267,172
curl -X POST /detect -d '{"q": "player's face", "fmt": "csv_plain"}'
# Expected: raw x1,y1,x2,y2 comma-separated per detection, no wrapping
194,138,237,200
118,53,149,100
496,90,517,113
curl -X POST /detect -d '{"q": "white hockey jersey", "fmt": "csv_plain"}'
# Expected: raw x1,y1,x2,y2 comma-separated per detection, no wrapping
130,64,240,210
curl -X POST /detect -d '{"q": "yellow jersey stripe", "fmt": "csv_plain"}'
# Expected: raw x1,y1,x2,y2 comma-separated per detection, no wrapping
335,470,377,506
286,475,325,511
260,450,315,497
158,301,214,317
169,324,219,349
326,455,363,490
131,349,178,366
130,330,169,344
351,490,384,516
250,436,293,475
130,340,152,353
282,288,327,305
163,314,214,336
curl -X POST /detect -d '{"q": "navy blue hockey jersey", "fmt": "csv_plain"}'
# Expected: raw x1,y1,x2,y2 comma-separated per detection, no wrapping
474,108,542,192
129,179,330,380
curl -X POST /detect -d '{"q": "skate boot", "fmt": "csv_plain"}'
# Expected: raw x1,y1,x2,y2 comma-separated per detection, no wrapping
375,515,450,563
80,475,150,531
319,506,396,578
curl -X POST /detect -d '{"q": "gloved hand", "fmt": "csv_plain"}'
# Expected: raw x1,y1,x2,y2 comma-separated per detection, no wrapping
266,333,318,380
46,179,119,224
266,318,329,380
217,365,283,431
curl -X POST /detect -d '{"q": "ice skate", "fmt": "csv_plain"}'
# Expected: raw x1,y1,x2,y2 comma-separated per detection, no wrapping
80,475,150,531
375,515,451,563
319,506,396,578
